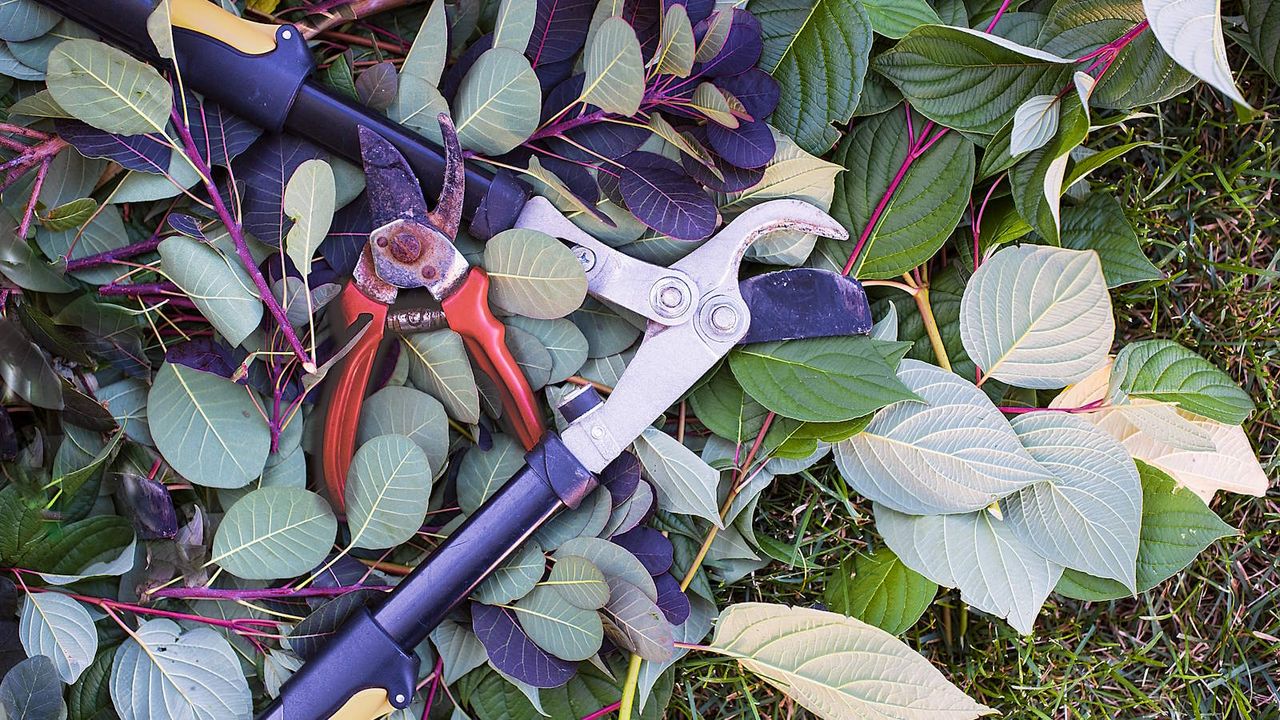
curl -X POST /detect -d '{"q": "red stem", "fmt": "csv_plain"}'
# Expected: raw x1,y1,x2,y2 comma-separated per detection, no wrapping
581,702,621,720
999,399,1106,414
65,233,165,271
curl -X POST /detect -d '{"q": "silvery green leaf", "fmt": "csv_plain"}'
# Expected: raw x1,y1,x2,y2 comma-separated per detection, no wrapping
691,82,738,127
0,656,66,720
1003,412,1141,589
870,303,898,341
546,555,609,610
454,47,541,155
556,536,656,602
159,236,262,347
601,577,672,662
834,360,1052,515
46,39,171,136
513,585,604,662
1109,339,1254,425
19,591,97,684
632,427,722,527
1009,94,1060,155
403,330,480,423
107,154,203,203
347,435,433,550
211,487,336,579
491,0,535,51
571,298,642,358
402,0,447,87
430,619,488,685
655,3,696,77
0,43,43,79
532,483,612,550
504,325,554,390
456,434,524,514
581,17,644,115
391,77,449,145
357,385,449,475
473,539,545,606
38,204,129,285
721,131,841,216
506,317,589,384
600,479,652,538
876,503,1062,634
1116,401,1216,452
1142,0,1247,106
706,603,993,718
959,245,1113,388
98,378,151,444
145,0,174,59
284,158,336,284
483,228,588,320
147,362,270,488
110,619,251,720
0,0,59,41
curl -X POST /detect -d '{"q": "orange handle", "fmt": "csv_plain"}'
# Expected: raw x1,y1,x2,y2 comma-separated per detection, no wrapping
319,281,389,512
441,268,545,450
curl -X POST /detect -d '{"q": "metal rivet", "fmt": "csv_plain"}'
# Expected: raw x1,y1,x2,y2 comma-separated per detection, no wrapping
573,246,596,272
591,426,604,439
375,236,388,247
651,278,691,319
421,266,437,279
711,304,738,332
395,694,406,704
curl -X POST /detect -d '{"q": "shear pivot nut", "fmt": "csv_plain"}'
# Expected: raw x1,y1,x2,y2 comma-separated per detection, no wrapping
651,277,692,319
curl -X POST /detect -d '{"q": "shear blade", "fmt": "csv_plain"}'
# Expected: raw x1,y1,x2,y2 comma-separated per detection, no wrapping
739,268,873,344
358,126,432,226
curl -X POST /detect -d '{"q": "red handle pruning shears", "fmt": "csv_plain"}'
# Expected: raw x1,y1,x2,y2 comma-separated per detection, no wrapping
319,116,544,511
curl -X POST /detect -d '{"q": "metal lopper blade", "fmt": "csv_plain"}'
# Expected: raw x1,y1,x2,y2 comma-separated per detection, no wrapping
738,268,873,344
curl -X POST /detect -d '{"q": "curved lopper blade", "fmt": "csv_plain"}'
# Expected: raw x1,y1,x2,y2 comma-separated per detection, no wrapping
738,268,873,344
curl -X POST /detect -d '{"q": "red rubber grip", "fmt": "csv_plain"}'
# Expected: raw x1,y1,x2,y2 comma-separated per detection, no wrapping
319,281,389,513
441,269,544,450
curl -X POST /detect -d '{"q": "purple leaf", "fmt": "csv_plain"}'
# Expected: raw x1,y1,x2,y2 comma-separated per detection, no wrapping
542,74,586,123
319,193,372,275
310,554,380,591
167,213,208,240
654,572,691,625
54,119,171,174
527,0,594,66
356,61,399,111
534,55,577,95
233,134,325,246
601,451,641,506
621,0,663,57
693,9,762,78
185,94,262,168
537,156,600,207
166,338,245,381
472,602,577,688
714,68,780,120
619,152,718,241
291,590,384,660
567,122,649,160
667,0,714,25
441,34,492,103
118,473,178,540
706,118,775,169
611,527,673,576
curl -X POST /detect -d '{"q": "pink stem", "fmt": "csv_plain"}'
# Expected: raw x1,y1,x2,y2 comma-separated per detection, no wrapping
984,0,1014,33
581,702,621,720
149,584,392,601
998,399,1106,414
422,658,443,719
65,233,165,271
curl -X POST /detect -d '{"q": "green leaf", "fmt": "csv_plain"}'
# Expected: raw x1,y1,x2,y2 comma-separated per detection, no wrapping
823,548,936,635
483,229,587,319
1055,461,1236,600
601,578,672,662
491,0,535,51
873,25,1073,134
159,236,262,347
456,434,525,514
38,204,130,285
431,618,488,685
691,82,739,127
402,330,480,423
110,619,251,720
655,3,696,76
860,0,941,38
631,427,722,527
26,515,135,583
581,17,644,115
1,656,67,720
1003,412,1142,588
39,197,97,231
19,591,97,684
506,316,588,384
6,89,70,120
1245,0,1280,84
357,385,449,475
1142,0,1247,106
98,378,151,444
346,435,433,550
688,366,770,443
402,0,447,87
46,39,172,136
752,0,874,154
1009,89,1090,244
147,361,271,488
454,47,541,155
959,245,1113,388
284,158,336,281
546,555,609,610
1109,340,1254,424
729,337,918,422
721,131,843,216
534,486,613,550
0,0,59,42
473,540,545,605
1059,192,1161,287
513,585,604,662
145,0,175,59
707,603,992,718
555,536,657,601
67,650,114,720
211,487,336,579
834,360,1053,514
0,486,45,565
828,108,975,279
0,318,63,409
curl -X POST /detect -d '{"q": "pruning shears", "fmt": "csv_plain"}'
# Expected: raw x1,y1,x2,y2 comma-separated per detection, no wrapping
320,118,544,509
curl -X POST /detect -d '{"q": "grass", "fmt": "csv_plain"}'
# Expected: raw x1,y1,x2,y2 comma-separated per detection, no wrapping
666,59,1280,720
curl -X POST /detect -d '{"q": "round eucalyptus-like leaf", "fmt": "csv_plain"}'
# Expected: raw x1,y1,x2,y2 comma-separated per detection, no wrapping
506,316,589,384
357,385,449,475
547,555,609,610
483,229,588,320
19,591,97,684
211,487,337,580
581,16,644,115
454,47,541,155
514,585,604,662
346,434,433,550
0,0,60,42
556,536,657,602
600,577,672,662
109,619,251,720
159,236,263,347
456,434,525,515
959,245,1113,389
505,325,554,390
402,330,481,424
147,362,270,489
46,39,171,136
472,540,545,605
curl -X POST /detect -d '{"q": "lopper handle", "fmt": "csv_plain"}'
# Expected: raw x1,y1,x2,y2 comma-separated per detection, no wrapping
319,281,389,512
441,268,545,450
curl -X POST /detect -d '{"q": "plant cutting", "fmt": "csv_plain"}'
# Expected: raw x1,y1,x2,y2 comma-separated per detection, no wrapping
0,0,1272,718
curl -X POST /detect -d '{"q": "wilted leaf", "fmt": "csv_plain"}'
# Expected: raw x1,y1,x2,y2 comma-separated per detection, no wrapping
211,487,336,579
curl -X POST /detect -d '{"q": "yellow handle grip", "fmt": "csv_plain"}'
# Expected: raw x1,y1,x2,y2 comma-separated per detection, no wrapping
328,688,397,720
170,0,279,55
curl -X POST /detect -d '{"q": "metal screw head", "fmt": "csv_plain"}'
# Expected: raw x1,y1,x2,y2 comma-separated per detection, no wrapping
390,231,422,263
710,304,739,332
573,246,596,272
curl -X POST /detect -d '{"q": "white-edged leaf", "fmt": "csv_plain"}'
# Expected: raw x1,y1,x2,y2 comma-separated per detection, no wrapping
346,434,433,550
834,360,1053,515
403,330,480,423
513,585,604,662
1009,94,1060,155
875,504,1063,634
45,39,171,136
159,236,262,346
1003,412,1141,589
707,603,994,718
211,487,337,579
1142,0,1248,106
581,17,643,115
19,592,97,684
147,362,270,489
483,229,588,319
632,427,722,527
109,619,251,720
960,245,1113,388
454,47,541,155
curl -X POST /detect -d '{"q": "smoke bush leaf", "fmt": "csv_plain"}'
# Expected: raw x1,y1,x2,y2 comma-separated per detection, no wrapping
1109,340,1254,425
823,547,936,635
656,4,696,76
618,152,718,242
707,603,993,718
483,228,587,319
54,119,170,173
0,656,66,720
346,435,433,550
283,158,336,283
402,330,480,423
454,47,541,155
601,577,672,662
0,0,59,42
0,318,62,410
357,385,449,475
46,39,171,136
581,17,644,115
492,0,536,51
513,585,604,662
959,245,1113,389
431,618,488,685
556,536,657,602
110,619,251,720
457,434,525,514
19,591,97,684
159,236,262,347
473,540,545,605
547,555,609,610
471,602,577,688
211,487,336,579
